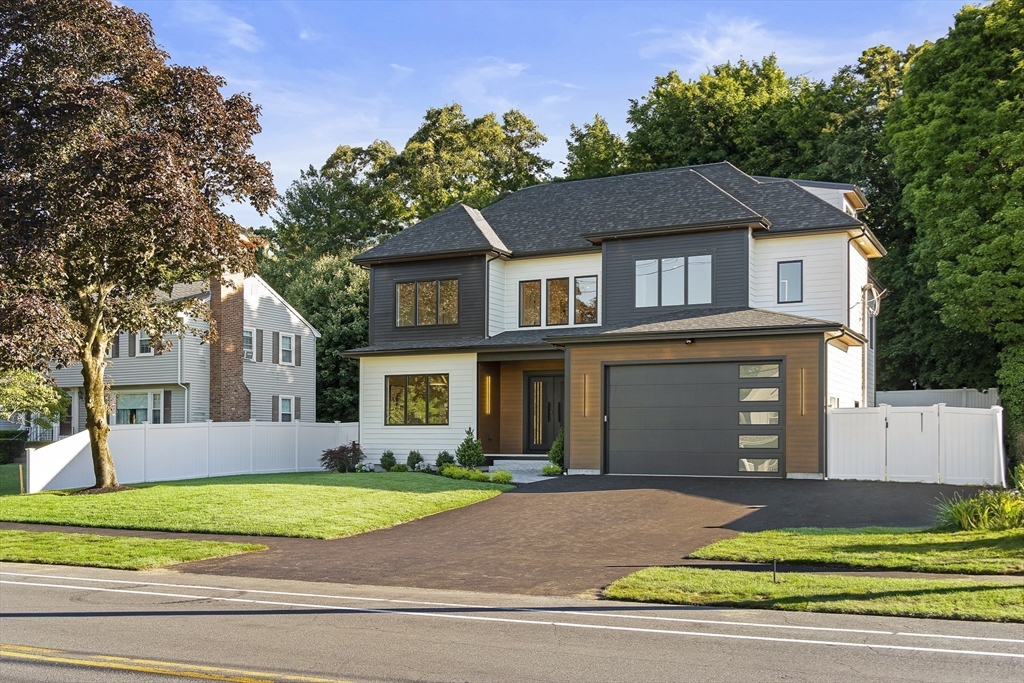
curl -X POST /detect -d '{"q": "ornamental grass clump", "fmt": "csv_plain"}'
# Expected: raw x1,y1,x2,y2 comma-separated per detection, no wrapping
935,489,1024,531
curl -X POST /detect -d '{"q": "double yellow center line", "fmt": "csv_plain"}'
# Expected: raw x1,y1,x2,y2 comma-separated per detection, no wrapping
0,643,355,682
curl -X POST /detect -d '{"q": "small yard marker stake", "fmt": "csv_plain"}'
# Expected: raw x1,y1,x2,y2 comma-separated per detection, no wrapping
773,558,778,584
19,464,25,494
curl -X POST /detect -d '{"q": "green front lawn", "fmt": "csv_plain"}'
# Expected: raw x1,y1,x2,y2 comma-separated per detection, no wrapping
691,527,1024,575
0,464,22,497
0,472,510,539
0,530,265,570
604,567,1024,622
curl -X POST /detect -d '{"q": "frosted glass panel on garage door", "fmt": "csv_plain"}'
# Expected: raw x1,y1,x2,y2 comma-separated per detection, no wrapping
886,406,939,483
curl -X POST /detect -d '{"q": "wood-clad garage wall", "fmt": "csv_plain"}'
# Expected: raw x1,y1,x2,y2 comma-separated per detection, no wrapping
566,336,822,474
478,362,502,454
499,359,564,454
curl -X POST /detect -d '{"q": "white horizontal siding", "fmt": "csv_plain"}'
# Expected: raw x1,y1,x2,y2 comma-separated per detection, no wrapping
359,353,476,462
749,233,848,323
827,342,864,408
243,277,317,422
488,258,506,336
848,244,870,336
502,253,602,331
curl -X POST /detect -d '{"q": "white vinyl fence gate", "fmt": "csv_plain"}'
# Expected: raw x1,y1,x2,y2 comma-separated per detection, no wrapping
827,404,1005,486
26,420,359,493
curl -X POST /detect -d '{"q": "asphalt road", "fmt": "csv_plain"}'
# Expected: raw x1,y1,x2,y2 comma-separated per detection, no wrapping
1,563,1022,683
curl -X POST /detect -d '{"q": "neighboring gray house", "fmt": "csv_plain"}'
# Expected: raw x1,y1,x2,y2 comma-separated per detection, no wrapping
49,274,320,435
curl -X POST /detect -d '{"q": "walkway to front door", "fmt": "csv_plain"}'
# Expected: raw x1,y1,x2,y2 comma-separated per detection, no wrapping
524,374,563,453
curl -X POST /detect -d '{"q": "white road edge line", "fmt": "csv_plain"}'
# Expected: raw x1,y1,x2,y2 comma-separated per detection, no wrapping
2,579,1022,660
897,632,1024,644
0,570,896,636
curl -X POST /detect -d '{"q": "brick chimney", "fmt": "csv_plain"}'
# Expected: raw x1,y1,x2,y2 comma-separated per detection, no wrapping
209,273,251,422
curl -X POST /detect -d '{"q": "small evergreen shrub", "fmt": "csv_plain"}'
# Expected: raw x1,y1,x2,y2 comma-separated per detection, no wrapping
407,450,424,470
440,464,470,480
469,469,490,482
435,450,455,470
319,441,365,473
389,463,410,472
490,469,513,485
542,463,563,476
455,427,485,469
379,450,396,471
547,428,564,470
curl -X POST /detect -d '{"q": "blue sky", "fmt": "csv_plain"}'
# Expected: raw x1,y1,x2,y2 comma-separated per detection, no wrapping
122,1,968,228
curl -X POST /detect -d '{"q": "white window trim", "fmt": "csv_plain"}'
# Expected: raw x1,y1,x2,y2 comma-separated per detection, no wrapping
150,391,162,424
243,327,255,361
279,394,294,423
136,331,154,356
278,333,294,366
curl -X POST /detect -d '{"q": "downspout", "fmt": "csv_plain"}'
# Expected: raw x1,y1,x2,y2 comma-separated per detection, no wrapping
177,332,189,423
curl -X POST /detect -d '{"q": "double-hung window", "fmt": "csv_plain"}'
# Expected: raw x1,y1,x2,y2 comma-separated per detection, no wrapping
280,333,294,365
151,392,163,424
242,328,255,360
279,395,294,422
635,255,713,308
137,331,153,355
396,279,459,327
386,374,449,425
777,260,803,303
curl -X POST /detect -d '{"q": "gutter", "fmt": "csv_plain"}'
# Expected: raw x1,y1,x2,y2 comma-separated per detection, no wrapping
545,323,860,347
581,218,768,244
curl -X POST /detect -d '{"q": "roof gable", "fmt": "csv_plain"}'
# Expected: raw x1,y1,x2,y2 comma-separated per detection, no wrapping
354,203,509,264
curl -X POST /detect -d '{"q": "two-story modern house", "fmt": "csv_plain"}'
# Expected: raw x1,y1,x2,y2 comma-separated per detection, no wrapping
344,162,884,479
50,274,320,435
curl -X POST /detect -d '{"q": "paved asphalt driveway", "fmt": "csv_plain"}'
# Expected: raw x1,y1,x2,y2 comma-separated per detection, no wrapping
173,476,972,596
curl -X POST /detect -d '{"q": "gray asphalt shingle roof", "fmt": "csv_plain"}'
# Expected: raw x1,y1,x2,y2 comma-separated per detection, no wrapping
353,162,865,264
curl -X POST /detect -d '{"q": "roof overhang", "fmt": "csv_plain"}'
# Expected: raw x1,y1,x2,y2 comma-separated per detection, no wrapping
581,218,769,244
351,246,509,267
754,224,886,258
546,323,866,347
342,343,558,359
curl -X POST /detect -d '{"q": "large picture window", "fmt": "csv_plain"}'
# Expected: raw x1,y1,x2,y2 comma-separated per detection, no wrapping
778,260,803,303
386,374,449,425
635,255,713,308
396,279,459,327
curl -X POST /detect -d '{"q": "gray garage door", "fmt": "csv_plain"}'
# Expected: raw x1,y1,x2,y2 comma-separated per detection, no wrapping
606,361,784,477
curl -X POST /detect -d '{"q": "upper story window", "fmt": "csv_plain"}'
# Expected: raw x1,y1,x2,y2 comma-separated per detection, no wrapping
575,276,598,324
136,331,153,356
777,260,803,303
242,328,255,361
520,275,599,328
635,255,712,308
520,280,541,327
280,333,294,365
397,279,458,327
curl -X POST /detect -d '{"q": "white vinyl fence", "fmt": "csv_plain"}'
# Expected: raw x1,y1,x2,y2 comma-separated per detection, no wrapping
827,404,1005,486
26,420,359,493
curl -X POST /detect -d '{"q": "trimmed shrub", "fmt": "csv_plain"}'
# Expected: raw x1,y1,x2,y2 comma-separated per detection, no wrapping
491,469,513,485
542,463,562,476
320,441,365,473
547,428,564,470
389,463,410,472
435,450,455,470
407,450,424,470
455,427,485,469
469,469,490,482
354,462,375,472
379,450,396,471
935,489,1024,531
440,464,470,480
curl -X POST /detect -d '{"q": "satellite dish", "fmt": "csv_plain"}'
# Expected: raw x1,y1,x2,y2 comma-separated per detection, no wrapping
864,285,882,316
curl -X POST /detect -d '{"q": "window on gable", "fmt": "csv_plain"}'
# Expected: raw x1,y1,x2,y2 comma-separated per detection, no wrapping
635,255,713,308
280,333,294,365
396,279,459,327
386,374,450,425
574,276,598,324
547,278,569,326
520,280,541,327
778,260,803,303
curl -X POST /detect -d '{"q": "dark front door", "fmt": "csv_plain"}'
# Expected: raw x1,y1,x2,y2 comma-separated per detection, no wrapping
525,374,564,453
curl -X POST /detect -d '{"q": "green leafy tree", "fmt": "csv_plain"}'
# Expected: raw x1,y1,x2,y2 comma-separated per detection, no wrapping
564,114,626,179
0,0,275,489
886,0,1024,456
0,369,70,429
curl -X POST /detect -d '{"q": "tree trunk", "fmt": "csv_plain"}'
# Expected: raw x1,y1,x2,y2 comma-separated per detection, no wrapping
80,337,118,489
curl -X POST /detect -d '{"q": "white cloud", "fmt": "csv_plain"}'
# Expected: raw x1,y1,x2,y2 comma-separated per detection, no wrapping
639,15,856,78
390,63,414,74
174,1,262,52
448,58,529,110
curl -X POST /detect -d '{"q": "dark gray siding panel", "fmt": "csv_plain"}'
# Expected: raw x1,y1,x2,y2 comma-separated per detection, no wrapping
370,255,487,344
602,229,748,325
